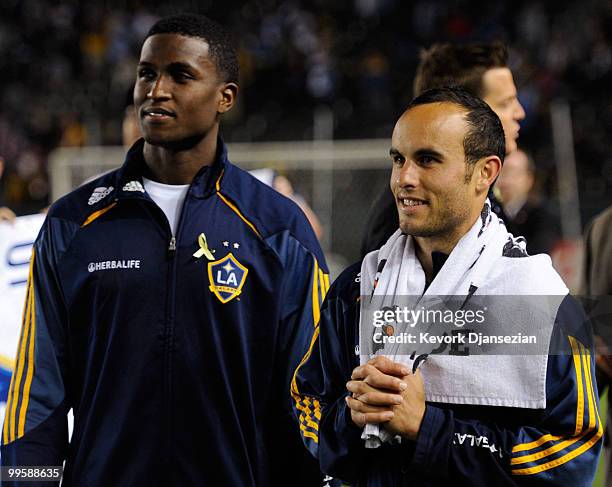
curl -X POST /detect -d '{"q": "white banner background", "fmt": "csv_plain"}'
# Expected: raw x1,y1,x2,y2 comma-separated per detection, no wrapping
0,213,45,438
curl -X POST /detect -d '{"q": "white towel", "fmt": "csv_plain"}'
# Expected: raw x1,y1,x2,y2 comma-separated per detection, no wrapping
358,201,568,447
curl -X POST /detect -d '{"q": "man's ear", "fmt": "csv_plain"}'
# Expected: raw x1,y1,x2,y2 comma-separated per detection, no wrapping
476,156,502,193
218,83,238,114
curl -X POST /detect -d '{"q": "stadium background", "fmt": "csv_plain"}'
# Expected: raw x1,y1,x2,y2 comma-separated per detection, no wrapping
0,0,611,483
2,0,612,263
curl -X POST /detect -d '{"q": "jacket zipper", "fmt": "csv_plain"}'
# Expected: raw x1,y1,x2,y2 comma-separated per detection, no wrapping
134,194,186,480
168,236,177,258
162,191,191,480
129,195,177,480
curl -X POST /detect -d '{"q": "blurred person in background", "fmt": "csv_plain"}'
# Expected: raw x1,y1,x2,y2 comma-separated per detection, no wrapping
0,157,16,222
1,13,327,486
122,103,142,150
250,168,322,239
582,206,612,487
583,206,612,355
496,148,561,255
361,41,526,256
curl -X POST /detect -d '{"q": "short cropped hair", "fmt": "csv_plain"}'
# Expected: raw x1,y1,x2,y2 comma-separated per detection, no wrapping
146,13,239,84
407,86,505,178
413,42,508,97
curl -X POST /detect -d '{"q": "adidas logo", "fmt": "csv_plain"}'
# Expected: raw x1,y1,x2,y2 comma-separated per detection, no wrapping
122,180,145,193
88,186,114,206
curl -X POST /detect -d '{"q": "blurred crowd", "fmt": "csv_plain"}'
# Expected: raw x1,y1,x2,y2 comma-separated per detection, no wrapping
1,0,612,223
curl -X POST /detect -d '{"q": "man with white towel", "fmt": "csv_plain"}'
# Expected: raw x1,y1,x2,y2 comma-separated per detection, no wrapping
291,86,602,486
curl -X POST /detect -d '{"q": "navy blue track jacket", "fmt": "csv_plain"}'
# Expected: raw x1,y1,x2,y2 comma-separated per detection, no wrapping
1,139,329,486
293,262,603,486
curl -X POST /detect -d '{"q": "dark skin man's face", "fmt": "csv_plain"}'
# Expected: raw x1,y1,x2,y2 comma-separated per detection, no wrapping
134,33,235,149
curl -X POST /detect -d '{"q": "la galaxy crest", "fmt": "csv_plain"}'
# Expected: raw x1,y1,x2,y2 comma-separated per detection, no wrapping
208,253,248,303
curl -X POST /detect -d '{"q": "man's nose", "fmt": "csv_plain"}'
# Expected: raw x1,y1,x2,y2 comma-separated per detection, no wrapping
514,98,526,121
397,160,420,188
147,75,171,100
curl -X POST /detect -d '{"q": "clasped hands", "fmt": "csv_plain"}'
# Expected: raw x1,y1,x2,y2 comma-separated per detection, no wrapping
346,355,426,441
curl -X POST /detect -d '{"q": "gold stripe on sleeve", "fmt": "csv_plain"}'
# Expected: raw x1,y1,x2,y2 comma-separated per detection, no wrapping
512,338,603,475
512,335,584,455
17,284,37,439
8,278,33,442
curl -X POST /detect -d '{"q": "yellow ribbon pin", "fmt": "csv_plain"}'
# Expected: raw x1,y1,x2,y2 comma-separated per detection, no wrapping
193,233,215,260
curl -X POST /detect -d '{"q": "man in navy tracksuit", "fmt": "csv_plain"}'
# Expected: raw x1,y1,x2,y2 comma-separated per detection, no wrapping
1,14,327,486
292,88,602,485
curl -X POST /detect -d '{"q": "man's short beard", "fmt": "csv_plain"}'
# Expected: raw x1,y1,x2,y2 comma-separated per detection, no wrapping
399,213,465,240
400,223,439,237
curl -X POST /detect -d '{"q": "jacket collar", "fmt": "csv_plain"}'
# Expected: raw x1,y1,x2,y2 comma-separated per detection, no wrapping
115,138,229,200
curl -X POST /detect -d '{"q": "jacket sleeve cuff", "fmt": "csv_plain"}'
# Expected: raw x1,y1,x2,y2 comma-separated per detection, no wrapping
338,393,366,441
318,393,366,481
410,404,446,471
